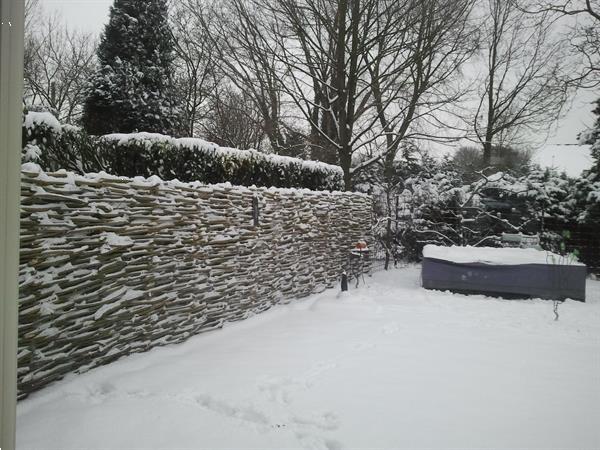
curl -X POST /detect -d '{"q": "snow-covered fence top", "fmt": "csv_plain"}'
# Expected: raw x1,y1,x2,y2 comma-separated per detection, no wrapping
18,164,371,398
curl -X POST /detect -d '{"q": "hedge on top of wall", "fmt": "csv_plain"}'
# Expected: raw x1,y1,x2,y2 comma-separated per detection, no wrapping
21,111,344,191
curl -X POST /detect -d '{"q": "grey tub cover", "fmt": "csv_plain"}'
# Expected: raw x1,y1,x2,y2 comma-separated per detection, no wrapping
422,257,586,301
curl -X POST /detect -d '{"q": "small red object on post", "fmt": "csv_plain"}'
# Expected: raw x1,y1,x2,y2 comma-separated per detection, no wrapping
354,240,368,251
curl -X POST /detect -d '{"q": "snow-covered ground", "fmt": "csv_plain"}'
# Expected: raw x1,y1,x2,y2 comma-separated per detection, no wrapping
17,267,600,450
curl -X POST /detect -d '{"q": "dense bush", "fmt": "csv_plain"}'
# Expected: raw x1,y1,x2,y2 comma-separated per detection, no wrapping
401,167,600,271
356,144,598,271
22,113,110,174
22,111,344,191
396,168,507,260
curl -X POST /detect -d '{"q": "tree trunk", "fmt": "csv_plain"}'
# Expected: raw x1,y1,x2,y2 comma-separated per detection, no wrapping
340,150,352,191
483,140,493,167
384,192,392,271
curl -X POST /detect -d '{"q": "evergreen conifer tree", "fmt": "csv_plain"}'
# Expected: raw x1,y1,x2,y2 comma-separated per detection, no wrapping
573,99,600,224
578,99,600,176
82,0,180,135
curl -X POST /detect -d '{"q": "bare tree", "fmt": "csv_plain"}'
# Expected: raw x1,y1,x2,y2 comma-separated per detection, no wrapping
24,12,96,123
255,0,377,182
352,0,478,260
203,84,266,150
170,2,216,136
521,0,600,88
180,0,296,154
24,0,41,102
361,0,478,177
250,0,479,189
175,0,477,189
24,0,40,35
473,0,571,166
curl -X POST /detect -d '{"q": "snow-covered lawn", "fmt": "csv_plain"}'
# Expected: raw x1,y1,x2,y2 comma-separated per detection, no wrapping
17,267,600,450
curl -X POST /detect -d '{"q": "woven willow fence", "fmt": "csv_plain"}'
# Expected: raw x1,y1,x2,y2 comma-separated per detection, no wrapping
18,164,372,398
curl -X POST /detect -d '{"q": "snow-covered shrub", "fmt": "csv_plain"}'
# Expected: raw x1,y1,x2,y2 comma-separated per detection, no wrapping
98,133,343,190
567,99,600,270
22,111,109,173
379,159,591,266
397,166,499,260
508,168,574,219
22,116,343,191
21,110,62,163
352,147,430,265
451,145,533,183
357,135,598,269
563,173,600,270
355,151,515,263
483,168,586,259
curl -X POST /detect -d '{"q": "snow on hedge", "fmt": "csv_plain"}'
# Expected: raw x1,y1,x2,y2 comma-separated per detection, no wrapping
23,111,62,134
102,132,343,179
22,115,345,191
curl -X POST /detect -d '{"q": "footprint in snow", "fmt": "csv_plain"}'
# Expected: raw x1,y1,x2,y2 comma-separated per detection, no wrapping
64,381,117,405
194,394,270,426
296,432,343,450
292,411,339,431
258,363,337,404
305,362,338,379
258,376,309,404
124,388,154,399
353,342,376,351
382,322,400,335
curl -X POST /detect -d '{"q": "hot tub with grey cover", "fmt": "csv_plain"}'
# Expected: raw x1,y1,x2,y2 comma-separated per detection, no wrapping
421,245,586,301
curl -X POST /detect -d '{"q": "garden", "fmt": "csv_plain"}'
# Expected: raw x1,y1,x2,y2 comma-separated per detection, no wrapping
7,0,600,449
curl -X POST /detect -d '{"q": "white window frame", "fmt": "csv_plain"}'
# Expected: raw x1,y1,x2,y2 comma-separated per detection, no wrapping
0,0,24,449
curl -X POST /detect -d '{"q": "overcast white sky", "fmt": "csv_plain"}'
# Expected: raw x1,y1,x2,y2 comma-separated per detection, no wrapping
39,0,598,146
40,0,112,36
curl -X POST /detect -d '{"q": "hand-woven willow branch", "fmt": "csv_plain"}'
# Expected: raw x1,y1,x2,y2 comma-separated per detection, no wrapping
18,166,372,398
